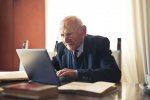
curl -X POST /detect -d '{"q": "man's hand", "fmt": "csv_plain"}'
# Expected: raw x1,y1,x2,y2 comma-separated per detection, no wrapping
56,68,77,77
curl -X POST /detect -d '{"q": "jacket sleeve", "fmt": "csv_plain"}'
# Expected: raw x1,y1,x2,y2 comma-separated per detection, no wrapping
51,42,64,71
77,37,121,83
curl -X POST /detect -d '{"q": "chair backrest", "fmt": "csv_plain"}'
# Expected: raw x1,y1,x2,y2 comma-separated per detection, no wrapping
19,40,29,71
112,38,121,69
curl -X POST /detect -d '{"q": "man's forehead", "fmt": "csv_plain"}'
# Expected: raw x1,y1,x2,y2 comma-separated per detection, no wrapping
61,28,73,33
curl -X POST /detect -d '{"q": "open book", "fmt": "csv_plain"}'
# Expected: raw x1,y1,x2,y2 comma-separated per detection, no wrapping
58,81,117,97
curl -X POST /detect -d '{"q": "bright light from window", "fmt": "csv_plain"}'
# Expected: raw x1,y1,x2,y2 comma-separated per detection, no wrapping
45,0,128,51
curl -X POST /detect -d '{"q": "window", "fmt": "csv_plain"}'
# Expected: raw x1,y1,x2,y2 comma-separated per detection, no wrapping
45,0,128,51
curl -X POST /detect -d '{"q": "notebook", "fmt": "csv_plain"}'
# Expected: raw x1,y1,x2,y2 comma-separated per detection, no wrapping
16,49,61,86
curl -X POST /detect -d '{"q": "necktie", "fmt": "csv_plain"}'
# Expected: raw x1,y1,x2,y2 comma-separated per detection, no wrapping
73,50,78,69
74,50,78,60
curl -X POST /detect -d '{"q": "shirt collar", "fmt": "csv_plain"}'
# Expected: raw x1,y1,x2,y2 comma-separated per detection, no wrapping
73,41,84,56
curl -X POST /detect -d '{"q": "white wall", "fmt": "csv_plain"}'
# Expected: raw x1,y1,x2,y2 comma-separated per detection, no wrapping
45,0,129,51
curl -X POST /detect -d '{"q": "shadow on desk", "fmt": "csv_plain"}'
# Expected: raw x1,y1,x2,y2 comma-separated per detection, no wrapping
1,93,118,100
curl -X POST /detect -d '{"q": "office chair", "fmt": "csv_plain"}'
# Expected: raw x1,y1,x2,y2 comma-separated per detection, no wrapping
112,38,121,69
19,40,29,71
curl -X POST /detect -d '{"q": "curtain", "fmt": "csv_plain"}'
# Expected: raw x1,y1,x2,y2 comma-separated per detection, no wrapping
122,0,148,83
139,0,150,84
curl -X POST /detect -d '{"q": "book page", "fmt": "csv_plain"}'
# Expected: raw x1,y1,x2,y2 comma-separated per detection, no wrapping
58,82,92,91
0,71,28,81
85,81,115,93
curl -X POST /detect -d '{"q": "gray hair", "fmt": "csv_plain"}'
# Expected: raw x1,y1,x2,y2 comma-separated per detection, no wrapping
60,16,83,32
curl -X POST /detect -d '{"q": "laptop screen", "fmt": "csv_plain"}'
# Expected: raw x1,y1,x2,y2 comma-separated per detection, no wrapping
16,49,60,86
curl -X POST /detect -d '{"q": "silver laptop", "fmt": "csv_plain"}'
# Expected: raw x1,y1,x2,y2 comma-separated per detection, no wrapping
16,49,60,86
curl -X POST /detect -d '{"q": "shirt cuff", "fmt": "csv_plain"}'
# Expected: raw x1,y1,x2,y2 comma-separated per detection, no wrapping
75,70,78,78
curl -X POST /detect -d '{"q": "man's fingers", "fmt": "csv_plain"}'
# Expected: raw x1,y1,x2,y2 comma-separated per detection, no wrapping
57,68,76,77
60,70,76,77
57,69,69,75
56,70,65,76
59,71,68,77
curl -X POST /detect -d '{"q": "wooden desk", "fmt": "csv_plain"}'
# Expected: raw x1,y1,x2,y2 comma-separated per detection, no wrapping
0,82,150,100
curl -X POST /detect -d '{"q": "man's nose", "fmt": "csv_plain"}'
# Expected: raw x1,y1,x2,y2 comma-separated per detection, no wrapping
63,36,69,43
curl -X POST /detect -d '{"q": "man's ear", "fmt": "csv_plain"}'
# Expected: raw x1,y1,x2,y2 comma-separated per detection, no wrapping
81,25,87,36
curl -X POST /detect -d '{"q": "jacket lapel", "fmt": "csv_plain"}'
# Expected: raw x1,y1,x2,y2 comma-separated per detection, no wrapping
83,35,93,68
62,49,72,68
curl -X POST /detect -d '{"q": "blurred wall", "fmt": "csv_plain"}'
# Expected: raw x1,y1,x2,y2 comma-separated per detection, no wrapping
0,0,45,71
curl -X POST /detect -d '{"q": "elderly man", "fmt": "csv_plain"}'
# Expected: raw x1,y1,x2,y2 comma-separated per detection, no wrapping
52,16,121,83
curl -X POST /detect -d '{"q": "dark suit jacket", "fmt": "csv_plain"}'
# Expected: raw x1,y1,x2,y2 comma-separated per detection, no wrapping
52,35,121,82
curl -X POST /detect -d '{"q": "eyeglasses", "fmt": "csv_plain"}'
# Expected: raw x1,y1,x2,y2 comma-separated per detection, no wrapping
60,32,74,40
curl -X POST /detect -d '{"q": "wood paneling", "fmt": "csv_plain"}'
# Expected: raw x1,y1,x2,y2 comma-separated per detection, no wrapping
0,0,14,70
0,0,45,71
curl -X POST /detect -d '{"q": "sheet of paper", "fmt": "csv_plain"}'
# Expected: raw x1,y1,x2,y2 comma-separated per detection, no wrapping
0,71,28,81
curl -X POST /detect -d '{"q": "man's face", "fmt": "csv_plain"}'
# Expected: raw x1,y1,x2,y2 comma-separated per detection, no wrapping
60,25,85,51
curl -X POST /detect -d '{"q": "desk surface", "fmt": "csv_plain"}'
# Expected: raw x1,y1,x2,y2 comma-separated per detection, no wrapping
0,82,150,100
